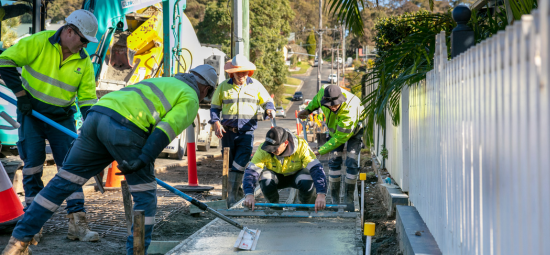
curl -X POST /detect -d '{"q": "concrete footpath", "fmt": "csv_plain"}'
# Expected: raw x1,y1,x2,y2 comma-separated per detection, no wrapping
167,217,357,255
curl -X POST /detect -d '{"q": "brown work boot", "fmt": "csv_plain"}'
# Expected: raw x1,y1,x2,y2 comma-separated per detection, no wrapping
32,228,42,244
66,212,99,242
1,236,36,255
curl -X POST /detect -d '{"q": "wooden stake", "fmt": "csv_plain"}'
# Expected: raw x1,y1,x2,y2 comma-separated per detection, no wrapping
222,147,230,200
133,210,145,255
121,180,133,236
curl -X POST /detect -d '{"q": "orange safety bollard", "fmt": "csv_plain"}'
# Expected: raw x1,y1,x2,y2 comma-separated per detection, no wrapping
295,110,301,135
105,161,125,188
0,163,24,225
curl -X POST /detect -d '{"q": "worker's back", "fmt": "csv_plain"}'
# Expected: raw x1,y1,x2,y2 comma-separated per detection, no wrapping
95,76,199,139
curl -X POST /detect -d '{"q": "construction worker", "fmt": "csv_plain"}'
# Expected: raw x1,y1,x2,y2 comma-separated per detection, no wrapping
298,85,364,207
242,127,327,212
210,54,275,208
1,65,219,255
0,10,99,243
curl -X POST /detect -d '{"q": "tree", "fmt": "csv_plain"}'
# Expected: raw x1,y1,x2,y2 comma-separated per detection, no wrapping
196,0,294,104
305,31,316,60
1,16,21,48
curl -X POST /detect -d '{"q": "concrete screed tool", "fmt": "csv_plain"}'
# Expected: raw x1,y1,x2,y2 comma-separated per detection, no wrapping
0,91,261,251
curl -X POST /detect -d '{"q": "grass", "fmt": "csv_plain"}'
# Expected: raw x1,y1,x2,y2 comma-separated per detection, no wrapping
285,77,302,86
284,85,297,95
290,63,311,75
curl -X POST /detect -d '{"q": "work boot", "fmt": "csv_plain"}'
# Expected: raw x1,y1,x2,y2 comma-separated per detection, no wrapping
66,212,99,242
32,228,42,244
1,236,36,255
262,189,282,211
344,182,357,211
298,190,316,205
329,181,341,204
227,172,244,208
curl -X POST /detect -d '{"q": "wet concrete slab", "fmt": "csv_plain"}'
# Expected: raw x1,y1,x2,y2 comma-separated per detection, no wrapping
167,217,358,254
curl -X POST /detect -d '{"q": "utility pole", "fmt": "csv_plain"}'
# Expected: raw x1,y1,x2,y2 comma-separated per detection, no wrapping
232,0,249,58
331,48,334,77
341,24,346,70
337,45,340,87
317,0,323,92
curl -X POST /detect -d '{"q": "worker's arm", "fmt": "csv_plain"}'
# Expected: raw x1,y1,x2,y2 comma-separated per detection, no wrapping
76,60,98,120
301,144,327,194
0,33,44,93
305,88,324,113
139,95,199,165
319,114,355,155
242,147,269,195
209,83,223,124
257,82,275,115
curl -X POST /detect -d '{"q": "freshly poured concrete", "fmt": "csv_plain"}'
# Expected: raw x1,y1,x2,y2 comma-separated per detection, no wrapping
167,217,358,254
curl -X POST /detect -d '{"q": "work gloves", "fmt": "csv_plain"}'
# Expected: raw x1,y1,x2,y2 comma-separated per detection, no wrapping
116,159,146,175
16,95,33,116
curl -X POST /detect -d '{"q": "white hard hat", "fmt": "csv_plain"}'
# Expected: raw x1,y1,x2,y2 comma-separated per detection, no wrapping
225,54,256,77
65,9,99,43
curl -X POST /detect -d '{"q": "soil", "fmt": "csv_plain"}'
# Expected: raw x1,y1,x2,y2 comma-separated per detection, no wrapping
360,152,401,255
0,157,226,255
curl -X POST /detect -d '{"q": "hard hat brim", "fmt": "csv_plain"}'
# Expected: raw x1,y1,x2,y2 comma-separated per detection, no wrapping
85,35,99,43
225,66,255,77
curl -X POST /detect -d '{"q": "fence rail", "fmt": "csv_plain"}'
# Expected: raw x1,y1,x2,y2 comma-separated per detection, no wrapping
375,6,550,254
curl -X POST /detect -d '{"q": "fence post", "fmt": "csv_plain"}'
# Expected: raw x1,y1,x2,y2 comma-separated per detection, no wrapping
451,5,474,58
133,210,145,255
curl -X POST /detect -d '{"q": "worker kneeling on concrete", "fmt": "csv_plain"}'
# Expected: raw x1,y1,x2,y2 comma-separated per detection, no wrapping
1,65,218,255
298,85,364,208
242,127,327,212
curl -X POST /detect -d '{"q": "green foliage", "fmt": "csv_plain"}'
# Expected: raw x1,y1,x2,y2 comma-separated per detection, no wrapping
196,0,293,104
324,0,365,36
1,16,21,48
306,31,316,60
290,54,298,68
507,0,537,21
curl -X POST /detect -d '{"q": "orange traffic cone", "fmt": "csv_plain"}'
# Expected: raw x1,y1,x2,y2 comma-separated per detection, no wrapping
105,161,125,188
0,163,24,224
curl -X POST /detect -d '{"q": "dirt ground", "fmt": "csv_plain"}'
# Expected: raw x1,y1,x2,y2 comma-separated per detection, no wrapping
0,157,225,255
361,153,401,255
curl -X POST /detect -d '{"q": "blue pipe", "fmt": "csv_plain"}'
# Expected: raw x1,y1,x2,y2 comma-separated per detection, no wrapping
0,92,78,139
254,203,343,208
0,91,248,229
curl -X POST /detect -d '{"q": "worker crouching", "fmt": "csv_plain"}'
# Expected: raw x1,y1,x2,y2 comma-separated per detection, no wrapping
1,65,218,255
242,127,327,212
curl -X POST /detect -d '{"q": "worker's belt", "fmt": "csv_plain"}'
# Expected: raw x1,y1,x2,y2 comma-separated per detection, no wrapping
223,125,239,133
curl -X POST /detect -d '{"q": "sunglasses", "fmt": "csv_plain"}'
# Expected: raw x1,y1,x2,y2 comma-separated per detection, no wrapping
69,25,89,44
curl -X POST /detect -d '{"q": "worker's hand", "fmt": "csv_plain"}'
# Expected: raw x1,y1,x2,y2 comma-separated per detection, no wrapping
214,121,225,139
116,159,146,175
298,109,311,119
16,94,33,116
243,194,255,211
266,109,274,118
312,150,320,156
315,193,326,213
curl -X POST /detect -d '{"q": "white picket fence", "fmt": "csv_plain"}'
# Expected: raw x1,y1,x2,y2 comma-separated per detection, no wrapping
374,6,550,255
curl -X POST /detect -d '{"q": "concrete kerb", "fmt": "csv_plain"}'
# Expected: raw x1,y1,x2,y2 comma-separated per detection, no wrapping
395,205,442,255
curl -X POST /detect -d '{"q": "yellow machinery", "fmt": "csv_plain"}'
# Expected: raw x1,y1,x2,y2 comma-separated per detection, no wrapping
97,5,166,95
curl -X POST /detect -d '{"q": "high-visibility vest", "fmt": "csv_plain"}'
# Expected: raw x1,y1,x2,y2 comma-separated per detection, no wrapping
247,134,321,176
306,85,364,155
95,77,199,140
0,29,97,108
211,78,273,122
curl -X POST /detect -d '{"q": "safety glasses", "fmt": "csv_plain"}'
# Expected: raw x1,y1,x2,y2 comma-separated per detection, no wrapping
69,25,89,44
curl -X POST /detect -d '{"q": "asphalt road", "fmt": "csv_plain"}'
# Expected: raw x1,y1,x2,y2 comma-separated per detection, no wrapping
255,64,333,139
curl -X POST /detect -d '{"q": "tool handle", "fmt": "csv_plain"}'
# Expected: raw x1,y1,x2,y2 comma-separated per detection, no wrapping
254,203,345,209
0,92,78,139
155,178,245,230
0,111,20,128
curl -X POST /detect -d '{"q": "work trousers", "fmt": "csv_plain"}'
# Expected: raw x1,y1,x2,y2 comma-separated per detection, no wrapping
327,128,363,185
221,129,254,173
16,109,85,214
12,112,157,255
259,169,314,201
